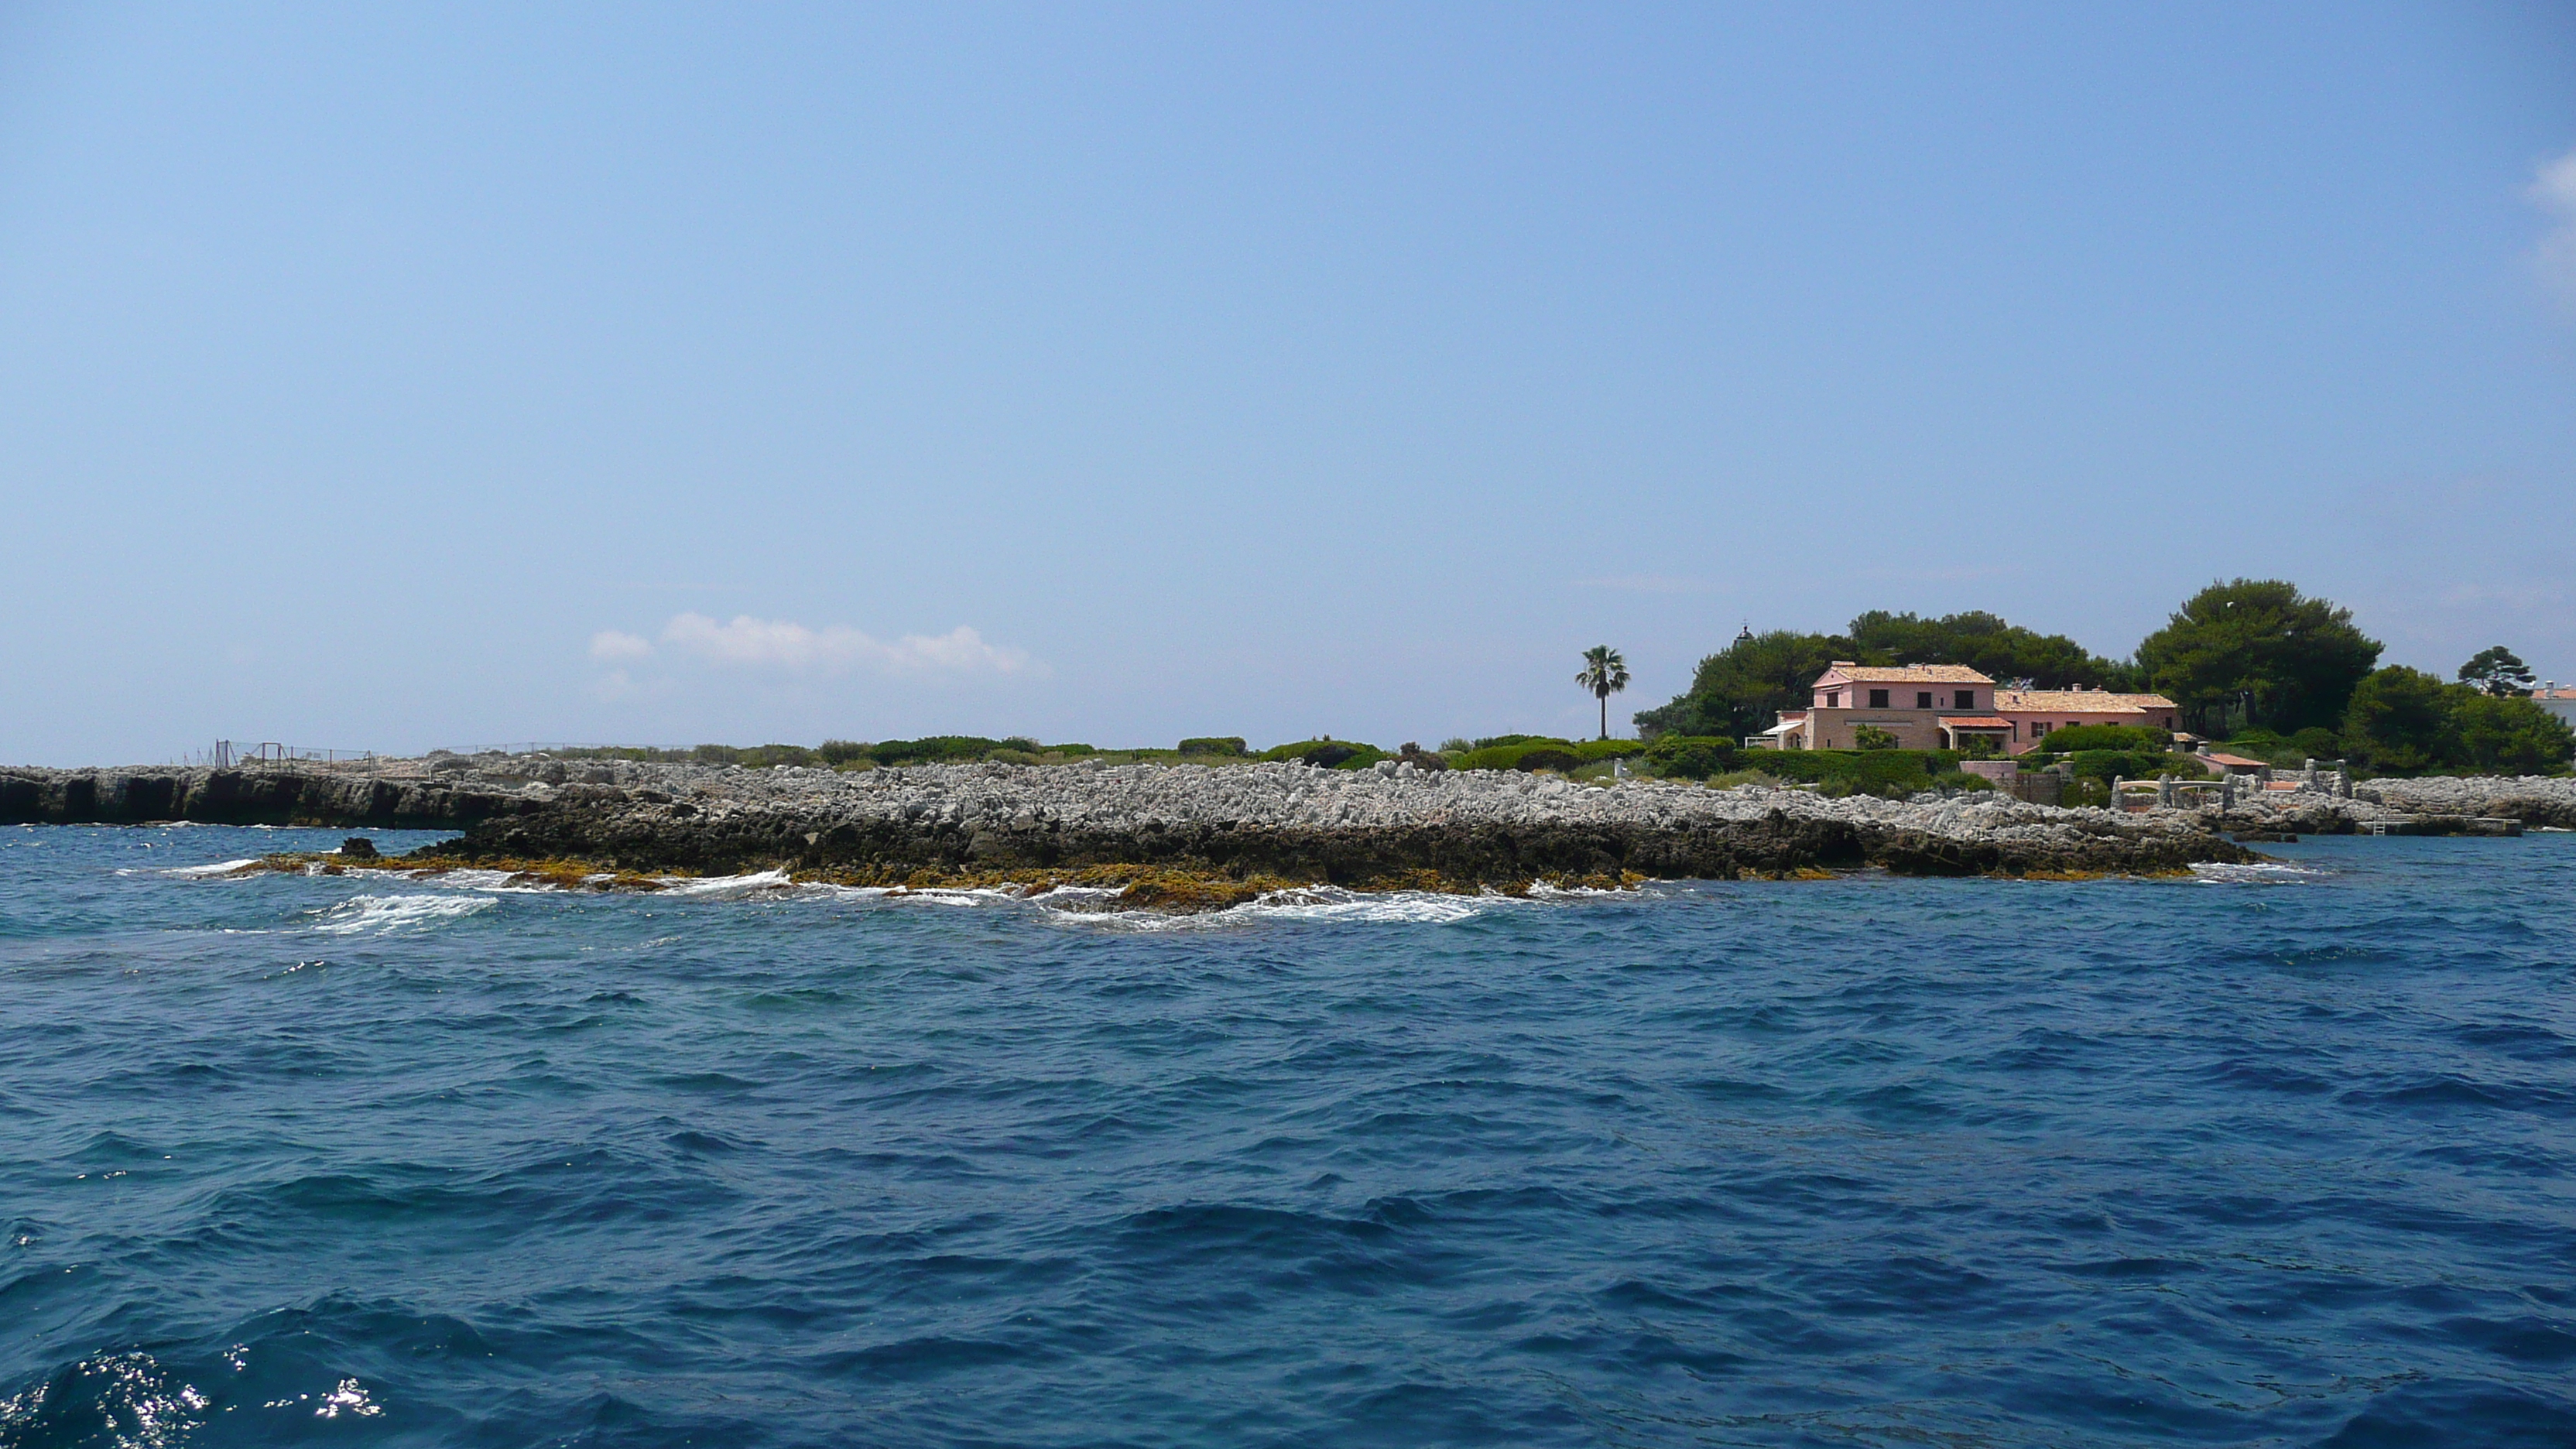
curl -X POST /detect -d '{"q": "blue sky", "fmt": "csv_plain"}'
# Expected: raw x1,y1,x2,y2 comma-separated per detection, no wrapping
4,3,2574,763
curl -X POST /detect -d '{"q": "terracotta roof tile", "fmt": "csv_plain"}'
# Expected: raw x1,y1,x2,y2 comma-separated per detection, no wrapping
1819,664,1994,684
1993,689,2178,712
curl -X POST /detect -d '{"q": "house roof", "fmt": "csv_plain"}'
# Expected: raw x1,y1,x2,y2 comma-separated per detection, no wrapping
1937,716,2012,728
1817,663,1994,685
1993,689,2178,713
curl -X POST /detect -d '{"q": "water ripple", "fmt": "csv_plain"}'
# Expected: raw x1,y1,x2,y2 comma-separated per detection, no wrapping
1,827,2573,1446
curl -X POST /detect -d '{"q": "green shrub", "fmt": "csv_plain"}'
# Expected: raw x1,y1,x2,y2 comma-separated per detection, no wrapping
1852,724,1899,751
1571,739,1646,762
1471,734,1553,749
2451,694,2576,773
1646,735,1739,780
1258,739,1389,769
1513,748,1581,773
1178,737,1248,757
868,735,1009,766
1927,769,1995,792
2033,724,2166,753
2287,727,2342,759
982,748,1044,766
1447,739,1572,771
2057,748,2210,781
1736,749,1958,796
1437,738,1472,753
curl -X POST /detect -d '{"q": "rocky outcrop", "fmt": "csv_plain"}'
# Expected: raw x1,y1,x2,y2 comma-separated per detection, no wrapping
403,758,2252,883
0,766,546,828
2363,776,2576,830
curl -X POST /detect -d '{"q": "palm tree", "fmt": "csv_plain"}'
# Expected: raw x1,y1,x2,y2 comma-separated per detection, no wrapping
1576,646,1630,742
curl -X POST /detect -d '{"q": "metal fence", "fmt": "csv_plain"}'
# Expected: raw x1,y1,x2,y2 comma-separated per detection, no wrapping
183,741,382,770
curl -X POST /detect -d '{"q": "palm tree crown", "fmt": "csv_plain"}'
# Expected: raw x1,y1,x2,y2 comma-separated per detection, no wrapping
1576,646,1631,741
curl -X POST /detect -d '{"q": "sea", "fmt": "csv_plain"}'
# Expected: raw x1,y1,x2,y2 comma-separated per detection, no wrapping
2,825,2572,1448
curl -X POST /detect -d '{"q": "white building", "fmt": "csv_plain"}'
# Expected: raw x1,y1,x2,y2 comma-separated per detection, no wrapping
2533,684,2576,728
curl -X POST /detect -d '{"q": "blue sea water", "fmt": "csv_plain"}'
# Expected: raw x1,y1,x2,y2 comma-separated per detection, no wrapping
2,827,2574,1448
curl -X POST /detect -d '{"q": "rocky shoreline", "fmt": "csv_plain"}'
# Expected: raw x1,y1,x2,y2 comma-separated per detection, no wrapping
10,756,2569,893
1,755,2249,883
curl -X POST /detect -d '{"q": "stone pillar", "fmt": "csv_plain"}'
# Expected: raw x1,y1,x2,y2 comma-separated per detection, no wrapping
2302,759,2320,791
2158,772,2176,807
2336,769,2352,800
2221,774,2238,811
2112,775,2124,811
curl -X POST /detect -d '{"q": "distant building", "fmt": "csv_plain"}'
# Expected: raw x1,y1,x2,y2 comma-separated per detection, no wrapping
1752,671,2182,755
1992,687,2180,754
2191,751,2273,776
2533,684,2576,729
1766,662,2009,752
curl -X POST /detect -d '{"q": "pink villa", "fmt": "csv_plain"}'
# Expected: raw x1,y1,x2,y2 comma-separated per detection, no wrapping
1754,663,2180,755
1992,687,2180,752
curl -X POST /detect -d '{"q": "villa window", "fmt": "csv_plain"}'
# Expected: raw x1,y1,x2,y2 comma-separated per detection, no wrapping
1869,690,1889,708
1826,691,1840,707
1954,690,1975,710
2033,722,2050,738
1914,691,1932,709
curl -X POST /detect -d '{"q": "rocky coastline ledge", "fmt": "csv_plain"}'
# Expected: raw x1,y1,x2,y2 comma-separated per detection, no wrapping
10,759,2571,891
5,756,2276,886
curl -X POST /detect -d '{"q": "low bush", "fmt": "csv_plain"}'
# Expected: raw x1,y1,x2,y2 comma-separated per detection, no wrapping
1927,770,1995,793
1448,738,1625,771
1257,739,1389,769
1570,739,1648,762
1852,724,1900,751
2049,748,2209,781
2033,724,2167,754
1177,737,1248,757
1645,735,1738,779
1513,748,1582,772
867,736,1010,766
2287,726,2343,759
982,748,1045,766
1738,749,1961,796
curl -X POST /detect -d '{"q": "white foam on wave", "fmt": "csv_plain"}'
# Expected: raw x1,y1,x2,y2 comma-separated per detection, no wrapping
659,869,796,898
309,893,497,935
820,883,1028,908
1044,885,1514,932
425,868,585,894
162,858,262,878
2190,861,2328,885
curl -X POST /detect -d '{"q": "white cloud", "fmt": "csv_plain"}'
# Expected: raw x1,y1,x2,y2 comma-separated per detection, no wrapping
2533,146,2576,313
589,629,654,661
656,613,1033,674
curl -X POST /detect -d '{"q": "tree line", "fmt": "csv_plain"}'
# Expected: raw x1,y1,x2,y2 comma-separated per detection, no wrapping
1635,580,2574,776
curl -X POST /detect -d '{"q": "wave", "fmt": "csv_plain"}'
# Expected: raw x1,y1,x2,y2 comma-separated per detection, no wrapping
658,869,798,899
2189,861,2329,885
161,858,262,878
307,894,496,936
1045,886,1512,932
0,1351,209,1447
